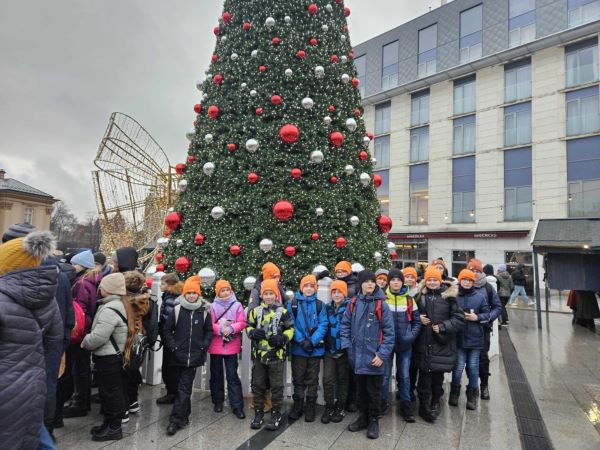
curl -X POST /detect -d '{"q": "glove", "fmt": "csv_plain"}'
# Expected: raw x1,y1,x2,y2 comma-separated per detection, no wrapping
249,329,266,341
300,339,314,353
268,334,288,348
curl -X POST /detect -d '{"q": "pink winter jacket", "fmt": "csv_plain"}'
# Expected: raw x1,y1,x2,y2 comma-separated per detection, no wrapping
208,297,247,355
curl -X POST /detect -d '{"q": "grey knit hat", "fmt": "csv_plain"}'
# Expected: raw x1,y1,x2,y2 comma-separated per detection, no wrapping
2,223,37,243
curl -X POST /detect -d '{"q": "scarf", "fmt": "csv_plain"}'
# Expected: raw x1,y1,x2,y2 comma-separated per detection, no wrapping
180,296,204,311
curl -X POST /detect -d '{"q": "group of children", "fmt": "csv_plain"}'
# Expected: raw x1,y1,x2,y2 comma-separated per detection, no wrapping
156,258,500,440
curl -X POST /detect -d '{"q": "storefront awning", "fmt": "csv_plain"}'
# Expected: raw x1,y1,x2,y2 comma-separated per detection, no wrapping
531,218,600,253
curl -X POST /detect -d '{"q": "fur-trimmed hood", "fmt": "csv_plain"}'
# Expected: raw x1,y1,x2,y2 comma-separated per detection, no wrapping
419,279,458,299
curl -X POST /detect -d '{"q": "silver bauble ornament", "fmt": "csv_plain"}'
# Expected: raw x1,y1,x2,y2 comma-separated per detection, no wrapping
203,162,216,176
360,172,371,186
243,276,257,291
251,49,258,58
285,68,293,77
344,164,355,175
323,116,332,126
341,74,350,84
259,238,274,252
325,4,333,12
341,55,348,64
352,263,365,273
374,251,383,262
196,80,203,91
241,82,247,89
265,17,276,27
221,35,227,42
322,24,329,32
186,128,195,141
363,136,371,145
284,15,292,23
314,66,325,78
302,97,314,109
285,290,295,302
350,216,359,226
157,237,169,248
231,53,239,61
246,138,259,153
341,35,347,42
211,206,225,220
205,133,213,143
250,89,258,97
345,118,357,132
178,179,188,191
198,267,216,286
176,239,183,247
316,207,324,216
387,242,397,251
372,157,377,164
310,150,324,163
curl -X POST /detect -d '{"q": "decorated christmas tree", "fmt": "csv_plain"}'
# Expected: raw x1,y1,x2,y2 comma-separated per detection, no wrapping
161,0,393,295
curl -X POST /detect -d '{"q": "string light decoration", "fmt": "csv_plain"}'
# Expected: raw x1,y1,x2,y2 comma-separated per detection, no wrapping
162,0,390,293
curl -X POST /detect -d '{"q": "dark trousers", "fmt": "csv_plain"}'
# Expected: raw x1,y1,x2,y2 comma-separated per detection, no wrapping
252,360,284,412
322,352,349,407
72,344,91,407
417,370,445,402
170,366,197,426
291,355,321,400
346,371,357,405
500,297,509,324
409,353,419,399
55,347,74,422
210,354,243,409
162,347,179,395
93,354,126,428
122,368,142,406
479,329,492,387
356,374,383,419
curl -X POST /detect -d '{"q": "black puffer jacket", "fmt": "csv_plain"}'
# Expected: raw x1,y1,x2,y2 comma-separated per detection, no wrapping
159,291,181,333
0,266,63,450
415,281,464,373
163,301,213,367
337,272,359,298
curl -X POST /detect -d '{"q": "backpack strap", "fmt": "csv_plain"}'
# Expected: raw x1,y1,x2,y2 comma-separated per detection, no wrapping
174,304,181,326
349,297,357,315
290,297,298,318
375,300,383,345
106,307,127,360
407,297,413,322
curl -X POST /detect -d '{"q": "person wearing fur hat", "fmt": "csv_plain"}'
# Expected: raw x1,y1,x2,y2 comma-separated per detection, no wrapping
246,279,295,431
414,266,464,423
249,261,288,308
208,279,247,419
162,275,212,435
289,274,328,423
341,270,395,440
496,264,513,326
0,231,63,450
449,270,490,411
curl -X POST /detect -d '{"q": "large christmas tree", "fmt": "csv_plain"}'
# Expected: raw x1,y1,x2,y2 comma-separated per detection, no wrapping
161,0,392,295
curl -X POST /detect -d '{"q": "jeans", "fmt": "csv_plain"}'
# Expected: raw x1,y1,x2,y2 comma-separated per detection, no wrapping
356,374,383,419
508,285,532,305
452,348,481,389
210,354,243,409
382,347,412,402
93,354,126,428
38,425,55,450
170,366,197,426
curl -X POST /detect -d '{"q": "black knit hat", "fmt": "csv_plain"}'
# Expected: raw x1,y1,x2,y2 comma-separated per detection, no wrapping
483,264,494,276
2,223,37,243
388,268,404,282
94,252,107,266
358,269,377,285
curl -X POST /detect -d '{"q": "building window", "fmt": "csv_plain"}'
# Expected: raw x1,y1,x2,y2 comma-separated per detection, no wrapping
452,156,476,223
374,135,390,169
411,90,430,126
382,41,399,90
418,24,437,78
454,75,476,115
375,169,390,215
452,250,476,278
509,0,536,48
567,85,600,136
453,115,476,155
410,127,429,162
374,102,391,170
505,59,532,103
23,207,33,224
460,4,483,64
505,101,532,147
568,135,600,217
504,147,533,221
565,38,599,88
568,0,600,28
409,164,429,225
374,102,391,135
355,54,366,97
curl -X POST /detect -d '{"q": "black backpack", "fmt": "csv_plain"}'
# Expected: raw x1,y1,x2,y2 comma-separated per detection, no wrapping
142,299,159,347
109,308,149,371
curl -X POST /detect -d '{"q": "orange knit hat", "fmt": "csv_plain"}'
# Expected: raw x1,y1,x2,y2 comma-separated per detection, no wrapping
262,262,281,280
335,261,352,274
467,258,483,273
260,278,281,302
330,280,348,297
402,267,418,279
183,275,201,295
458,269,476,283
215,279,232,295
300,274,317,292
424,266,442,283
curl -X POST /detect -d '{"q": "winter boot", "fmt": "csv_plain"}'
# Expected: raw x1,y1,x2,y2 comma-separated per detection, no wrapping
331,402,346,423
321,403,335,424
288,395,304,421
91,424,122,442
367,417,380,439
430,395,441,418
166,423,179,436
418,396,436,423
90,420,109,435
379,400,389,418
480,385,490,400
63,402,87,418
400,401,416,423
156,393,175,404
466,388,479,410
250,410,265,430
266,411,283,431
448,385,460,407
304,397,317,422
213,402,224,413
347,413,369,432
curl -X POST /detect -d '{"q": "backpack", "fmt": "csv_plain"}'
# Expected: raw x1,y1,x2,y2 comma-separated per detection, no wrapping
70,300,86,344
108,307,148,371
349,297,384,344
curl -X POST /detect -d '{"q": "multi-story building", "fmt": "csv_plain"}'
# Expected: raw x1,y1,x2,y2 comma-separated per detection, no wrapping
356,0,600,286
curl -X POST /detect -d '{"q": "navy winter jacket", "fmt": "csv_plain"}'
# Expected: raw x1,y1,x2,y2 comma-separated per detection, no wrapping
340,287,395,376
476,280,503,330
43,256,75,349
291,292,328,357
384,286,422,352
159,291,180,335
455,287,491,350
325,299,348,354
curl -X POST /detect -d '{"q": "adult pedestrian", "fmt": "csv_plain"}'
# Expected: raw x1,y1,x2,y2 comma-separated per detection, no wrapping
496,264,513,326
507,264,534,307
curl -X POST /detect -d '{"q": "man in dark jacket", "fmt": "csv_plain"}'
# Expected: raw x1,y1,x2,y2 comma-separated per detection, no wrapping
507,264,533,306
111,246,139,273
0,231,63,450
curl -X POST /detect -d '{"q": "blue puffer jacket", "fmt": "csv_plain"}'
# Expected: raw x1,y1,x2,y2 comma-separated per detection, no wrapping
340,287,395,375
384,286,422,352
325,299,348,355
291,292,328,357
455,286,491,350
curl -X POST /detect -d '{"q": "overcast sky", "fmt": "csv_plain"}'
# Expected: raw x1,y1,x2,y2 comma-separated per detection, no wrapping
0,0,444,219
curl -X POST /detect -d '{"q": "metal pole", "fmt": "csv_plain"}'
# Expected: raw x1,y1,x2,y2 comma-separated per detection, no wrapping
533,249,543,329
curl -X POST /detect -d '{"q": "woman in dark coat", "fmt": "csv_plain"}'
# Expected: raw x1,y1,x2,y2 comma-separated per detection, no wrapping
0,232,62,450
568,290,600,330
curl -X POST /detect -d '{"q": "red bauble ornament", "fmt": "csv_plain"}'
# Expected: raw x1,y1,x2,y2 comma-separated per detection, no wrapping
344,7,351,17
367,132,374,140
222,11,232,23
331,54,338,62
145,277,153,289
156,263,165,272
354,108,361,117
310,38,318,46
207,105,220,119
211,54,218,63
155,253,163,262
175,257,190,273
165,212,182,231
243,22,252,31
175,163,186,175
194,103,202,114
349,50,355,60
344,25,349,32
279,124,300,144
311,233,320,241
259,65,267,73
229,245,241,256
328,105,335,112
373,174,383,187
329,176,338,184
213,26,220,35
255,107,263,116
391,251,398,261
273,200,294,221
296,50,306,59
377,215,393,234
247,172,259,184
291,168,302,179
358,150,368,161
164,230,171,237
272,37,280,45
187,155,195,163
284,246,296,257
329,131,345,147
213,74,223,85
271,95,282,105
194,233,205,245
352,77,360,88
228,143,236,152
335,237,347,249
308,3,318,14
